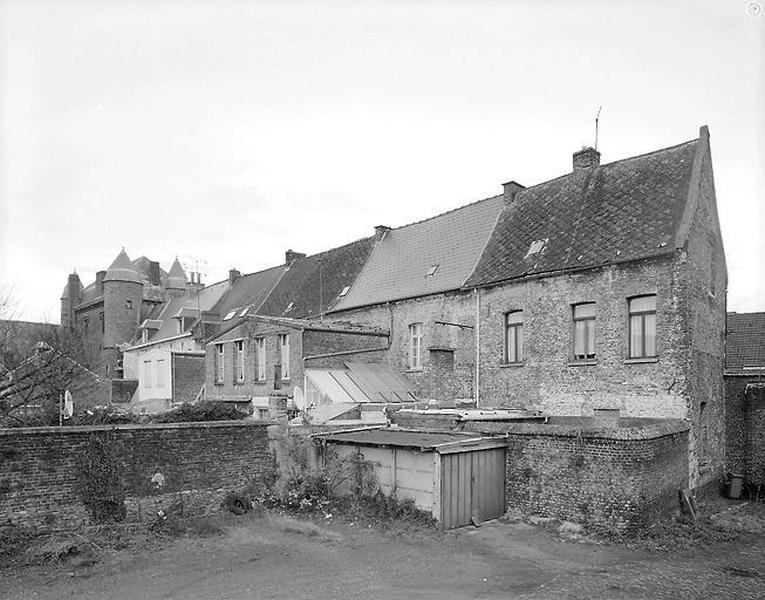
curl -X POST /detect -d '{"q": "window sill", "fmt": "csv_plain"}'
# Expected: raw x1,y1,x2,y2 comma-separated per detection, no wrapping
233,381,245,386
406,368,424,373
254,380,267,385
624,357,658,364
500,362,524,368
568,359,597,367
281,378,291,383
213,382,224,387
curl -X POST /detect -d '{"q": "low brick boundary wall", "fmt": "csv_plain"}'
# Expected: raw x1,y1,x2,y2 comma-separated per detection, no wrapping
495,419,690,533
390,412,690,533
0,421,273,531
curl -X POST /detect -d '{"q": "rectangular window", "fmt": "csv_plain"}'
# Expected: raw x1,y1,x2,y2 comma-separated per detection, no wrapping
234,340,244,383
99,311,105,334
255,337,266,381
504,311,523,363
258,408,270,420
143,360,151,388
409,323,423,370
279,334,290,380
628,295,657,358
572,303,596,360
156,358,166,388
214,343,224,383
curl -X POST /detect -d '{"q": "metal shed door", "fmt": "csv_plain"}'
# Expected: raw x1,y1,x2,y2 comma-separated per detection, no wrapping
440,447,506,529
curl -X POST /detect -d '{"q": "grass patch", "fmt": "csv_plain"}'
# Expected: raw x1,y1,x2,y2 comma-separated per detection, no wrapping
267,514,342,542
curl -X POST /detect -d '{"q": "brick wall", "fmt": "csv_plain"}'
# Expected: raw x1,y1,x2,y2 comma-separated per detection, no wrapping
0,421,273,531
389,411,689,533
726,377,765,486
172,353,205,403
328,292,477,400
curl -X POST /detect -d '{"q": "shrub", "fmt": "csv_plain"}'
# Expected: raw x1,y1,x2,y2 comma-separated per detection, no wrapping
151,401,249,423
70,406,142,426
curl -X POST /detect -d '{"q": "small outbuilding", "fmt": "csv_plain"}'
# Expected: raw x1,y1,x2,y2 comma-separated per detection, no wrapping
320,428,507,529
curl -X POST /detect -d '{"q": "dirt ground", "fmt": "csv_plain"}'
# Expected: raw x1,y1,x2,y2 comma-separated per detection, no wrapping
2,504,765,600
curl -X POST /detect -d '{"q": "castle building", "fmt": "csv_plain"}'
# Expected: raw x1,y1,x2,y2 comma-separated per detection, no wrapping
60,249,196,378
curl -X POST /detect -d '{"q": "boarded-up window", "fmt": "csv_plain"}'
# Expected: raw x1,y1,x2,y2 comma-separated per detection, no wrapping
143,360,151,388
156,358,166,388
409,323,423,370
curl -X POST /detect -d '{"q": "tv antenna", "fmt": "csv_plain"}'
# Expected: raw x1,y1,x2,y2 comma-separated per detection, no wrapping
594,106,603,150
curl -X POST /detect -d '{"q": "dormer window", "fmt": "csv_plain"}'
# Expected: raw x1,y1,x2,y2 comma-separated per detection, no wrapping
525,238,547,258
426,265,439,278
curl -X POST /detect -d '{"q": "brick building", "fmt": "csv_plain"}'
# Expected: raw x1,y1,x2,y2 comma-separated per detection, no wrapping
724,312,765,489
323,126,726,488
205,315,389,418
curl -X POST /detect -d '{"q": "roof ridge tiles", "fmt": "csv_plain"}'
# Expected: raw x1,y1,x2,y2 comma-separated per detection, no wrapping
386,194,504,232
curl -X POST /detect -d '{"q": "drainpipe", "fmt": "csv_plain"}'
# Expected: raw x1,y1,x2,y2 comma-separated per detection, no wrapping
474,288,480,407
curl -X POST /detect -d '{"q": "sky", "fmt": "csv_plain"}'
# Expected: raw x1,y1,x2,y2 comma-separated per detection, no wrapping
0,0,763,322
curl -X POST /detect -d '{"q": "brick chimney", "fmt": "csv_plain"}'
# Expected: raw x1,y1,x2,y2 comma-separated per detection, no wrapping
573,147,600,170
149,261,161,286
228,268,241,285
374,225,390,241
95,270,106,295
502,181,525,205
285,250,306,265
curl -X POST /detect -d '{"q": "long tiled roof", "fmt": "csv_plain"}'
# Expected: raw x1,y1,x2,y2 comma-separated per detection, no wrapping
333,197,504,311
213,265,287,318
466,140,698,287
260,237,376,318
726,312,765,372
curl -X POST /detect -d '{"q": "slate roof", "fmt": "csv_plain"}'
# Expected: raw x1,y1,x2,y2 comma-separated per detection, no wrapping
726,312,765,372
104,249,142,284
206,314,388,343
466,140,698,287
166,258,188,290
260,237,376,318
212,265,286,319
132,279,230,346
333,197,504,311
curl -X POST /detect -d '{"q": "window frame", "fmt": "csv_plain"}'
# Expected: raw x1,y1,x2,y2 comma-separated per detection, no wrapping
214,343,225,384
572,302,597,361
234,340,245,384
628,295,657,359
408,323,423,370
503,310,524,364
254,337,266,382
279,333,290,380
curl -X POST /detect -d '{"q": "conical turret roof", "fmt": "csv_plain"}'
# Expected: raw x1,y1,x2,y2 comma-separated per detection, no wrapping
166,257,188,289
104,248,142,284
60,272,83,299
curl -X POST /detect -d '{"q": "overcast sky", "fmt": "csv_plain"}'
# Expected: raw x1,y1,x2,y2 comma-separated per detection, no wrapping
1,0,763,322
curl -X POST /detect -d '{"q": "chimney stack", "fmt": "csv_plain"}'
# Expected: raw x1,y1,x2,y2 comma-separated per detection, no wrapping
374,225,391,242
149,261,161,286
502,181,525,205
573,147,600,171
228,268,241,285
96,270,106,294
285,250,306,265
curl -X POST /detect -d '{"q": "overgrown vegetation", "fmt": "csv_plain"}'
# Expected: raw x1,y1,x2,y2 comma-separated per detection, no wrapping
75,434,127,524
245,431,436,529
149,401,249,423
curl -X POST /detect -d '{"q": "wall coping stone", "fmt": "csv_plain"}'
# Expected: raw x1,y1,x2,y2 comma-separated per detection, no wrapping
468,418,690,441
0,420,269,437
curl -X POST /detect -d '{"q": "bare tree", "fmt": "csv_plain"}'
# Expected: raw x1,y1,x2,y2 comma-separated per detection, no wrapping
0,287,97,426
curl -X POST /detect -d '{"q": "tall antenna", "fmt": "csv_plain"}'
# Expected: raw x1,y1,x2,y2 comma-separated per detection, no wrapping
594,106,603,150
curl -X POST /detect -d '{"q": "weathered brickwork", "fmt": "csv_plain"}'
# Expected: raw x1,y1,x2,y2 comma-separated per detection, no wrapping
726,377,765,486
172,353,205,403
327,292,478,400
389,412,688,532
206,319,387,404
0,422,273,531
500,420,690,533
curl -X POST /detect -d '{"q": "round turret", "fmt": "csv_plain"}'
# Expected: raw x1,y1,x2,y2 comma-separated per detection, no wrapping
104,248,142,284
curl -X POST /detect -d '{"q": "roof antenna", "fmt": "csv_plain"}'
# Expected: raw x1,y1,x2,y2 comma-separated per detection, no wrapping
594,106,602,150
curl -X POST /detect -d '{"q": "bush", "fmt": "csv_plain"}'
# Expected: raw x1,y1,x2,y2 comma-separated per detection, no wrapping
70,406,143,426
151,401,249,423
